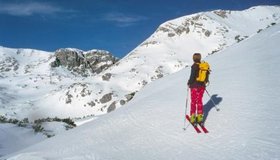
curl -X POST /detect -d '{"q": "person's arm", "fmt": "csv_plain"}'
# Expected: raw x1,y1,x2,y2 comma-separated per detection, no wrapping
188,64,199,86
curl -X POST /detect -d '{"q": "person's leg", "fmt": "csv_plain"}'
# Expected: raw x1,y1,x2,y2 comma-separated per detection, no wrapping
197,87,205,123
190,88,198,123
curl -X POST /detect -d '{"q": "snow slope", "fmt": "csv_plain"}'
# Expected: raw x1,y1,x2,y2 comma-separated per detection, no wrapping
0,124,45,157
5,17,280,160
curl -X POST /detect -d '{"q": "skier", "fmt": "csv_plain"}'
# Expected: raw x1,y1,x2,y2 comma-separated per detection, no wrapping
187,53,210,124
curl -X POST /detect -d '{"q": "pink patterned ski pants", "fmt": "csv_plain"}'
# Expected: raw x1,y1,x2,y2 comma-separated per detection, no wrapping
190,87,205,115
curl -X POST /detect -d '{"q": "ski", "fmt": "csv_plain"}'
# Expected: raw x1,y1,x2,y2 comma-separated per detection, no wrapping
185,115,201,133
198,123,209,133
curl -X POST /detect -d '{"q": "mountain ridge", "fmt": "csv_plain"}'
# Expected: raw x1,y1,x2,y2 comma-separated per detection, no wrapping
1,5,280,121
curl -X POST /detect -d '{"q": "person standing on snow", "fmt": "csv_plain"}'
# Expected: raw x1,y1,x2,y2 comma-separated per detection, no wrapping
187,53,210,124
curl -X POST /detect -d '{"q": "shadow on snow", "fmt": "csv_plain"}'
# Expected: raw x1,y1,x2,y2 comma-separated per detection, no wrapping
203,94,223,123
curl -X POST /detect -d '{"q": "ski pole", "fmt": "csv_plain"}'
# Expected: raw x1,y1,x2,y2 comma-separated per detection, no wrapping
183,87,190,130
205,89,220,111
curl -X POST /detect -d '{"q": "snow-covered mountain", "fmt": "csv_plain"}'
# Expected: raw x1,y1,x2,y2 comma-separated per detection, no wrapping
1,5,280,122
4,16,280,160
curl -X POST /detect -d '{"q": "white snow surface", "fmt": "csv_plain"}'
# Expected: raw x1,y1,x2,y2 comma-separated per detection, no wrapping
0,124,45,157
4,19,280,160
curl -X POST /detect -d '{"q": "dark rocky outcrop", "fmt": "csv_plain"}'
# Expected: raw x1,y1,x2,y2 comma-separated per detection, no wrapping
51,48,118,76
107,101,116,113
102,73,112,81
100,93,113,104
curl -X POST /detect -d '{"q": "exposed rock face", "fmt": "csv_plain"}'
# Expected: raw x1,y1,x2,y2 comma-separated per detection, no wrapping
0,57,19,72
100,93,113,104
102,73,112,81
155,14,214,41
125,92,136,101
51,48,118,76
213,10,230,18
107,101,116,113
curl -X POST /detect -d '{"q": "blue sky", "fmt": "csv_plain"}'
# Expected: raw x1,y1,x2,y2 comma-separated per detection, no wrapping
0,0,279,58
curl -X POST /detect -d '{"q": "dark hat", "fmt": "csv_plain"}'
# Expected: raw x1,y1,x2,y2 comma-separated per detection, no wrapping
193,53,201,63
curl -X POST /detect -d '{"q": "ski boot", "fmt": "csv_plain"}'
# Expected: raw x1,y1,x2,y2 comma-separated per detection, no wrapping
197,114,204,126
190,114,197,126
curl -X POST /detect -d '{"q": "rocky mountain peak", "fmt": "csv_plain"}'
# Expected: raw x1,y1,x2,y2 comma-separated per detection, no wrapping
51,48,118,76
